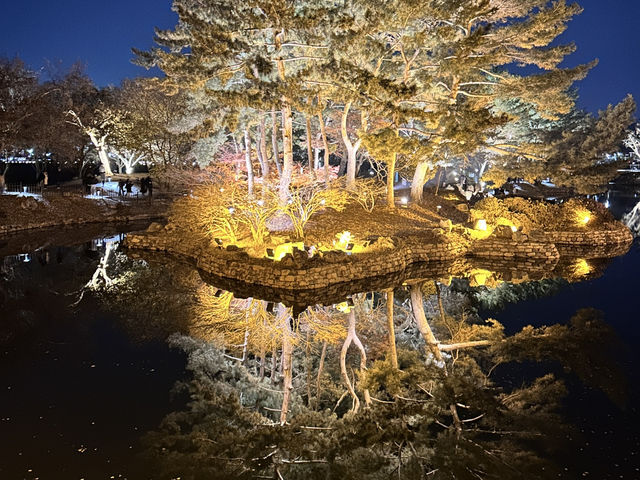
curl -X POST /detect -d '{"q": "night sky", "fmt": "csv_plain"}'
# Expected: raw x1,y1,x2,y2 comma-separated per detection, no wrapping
1,0,639,114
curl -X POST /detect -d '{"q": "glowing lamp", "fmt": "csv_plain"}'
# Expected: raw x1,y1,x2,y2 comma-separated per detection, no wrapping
400,196,408,207
336,298,355,313
510,225,518,233
474,219,487,231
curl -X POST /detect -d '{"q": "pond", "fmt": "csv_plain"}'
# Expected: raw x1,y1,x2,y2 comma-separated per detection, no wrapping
1,198,639,479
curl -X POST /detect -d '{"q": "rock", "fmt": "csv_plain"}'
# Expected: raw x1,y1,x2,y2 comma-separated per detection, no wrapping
439,219,453,233
226,245,240,252
280,254,296,267
492,224,514,239
512,231,529,242
20,197,39,210
147,222,163,233
321,251,347,263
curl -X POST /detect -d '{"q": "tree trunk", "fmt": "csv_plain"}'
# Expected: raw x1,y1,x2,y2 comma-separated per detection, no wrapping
271,346,278,385
305,332,312,407
279,304,294,424
279,102,294,203
244,128,255,196
341,102,361,190
258,116,269,178
411,161,431,203
315,341,327,410
305,115,314,178
271,109,282,177
410,283,462,433
97,146,114,178
387,151,396,208
410,284,444,363
386,290,398,369
340,310,371,413
318,110,330,188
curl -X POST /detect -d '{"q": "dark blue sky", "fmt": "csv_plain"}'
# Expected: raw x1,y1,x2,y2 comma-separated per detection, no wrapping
1,0,639,113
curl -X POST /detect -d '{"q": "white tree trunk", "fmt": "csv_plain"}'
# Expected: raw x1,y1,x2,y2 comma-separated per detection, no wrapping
279,102,294,203
278,304,294,424
341,102,361,190
411,161,431,202
244,129,255,196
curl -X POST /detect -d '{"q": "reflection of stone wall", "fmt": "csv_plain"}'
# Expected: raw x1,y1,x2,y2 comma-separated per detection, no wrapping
125,221,632,300
125,234,468,291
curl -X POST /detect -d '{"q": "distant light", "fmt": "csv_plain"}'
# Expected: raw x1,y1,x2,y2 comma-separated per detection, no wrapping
400,196,408,205
228,207,235,214
257,199,264,206
320,199,326,205
220,188,225,192
510,225,518,232
436,205,442,210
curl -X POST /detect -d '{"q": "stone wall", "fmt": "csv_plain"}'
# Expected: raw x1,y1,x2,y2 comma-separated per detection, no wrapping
469,239,559,261
530,224,633,246
125,233,470,292
125,220,632,295
0,213,164,236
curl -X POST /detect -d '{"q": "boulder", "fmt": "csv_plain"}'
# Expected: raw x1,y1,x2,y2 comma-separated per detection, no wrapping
147,222,164,233
20,197,39,211
492,224,514,239
439,219,453,233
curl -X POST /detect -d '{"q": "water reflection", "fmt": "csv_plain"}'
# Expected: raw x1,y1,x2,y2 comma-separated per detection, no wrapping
107,246,628,478
1,231,634,479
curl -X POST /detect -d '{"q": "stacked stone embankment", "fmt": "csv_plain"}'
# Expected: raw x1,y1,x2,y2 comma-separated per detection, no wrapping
125,219,632,294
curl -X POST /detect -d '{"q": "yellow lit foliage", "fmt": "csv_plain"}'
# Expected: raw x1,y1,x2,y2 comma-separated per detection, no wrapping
284,183,351,239
170,184,279,250
351,178,386,213
190,286,289,354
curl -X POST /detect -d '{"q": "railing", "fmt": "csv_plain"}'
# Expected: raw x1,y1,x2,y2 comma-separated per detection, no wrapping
3,183,43,195
2,182,153,201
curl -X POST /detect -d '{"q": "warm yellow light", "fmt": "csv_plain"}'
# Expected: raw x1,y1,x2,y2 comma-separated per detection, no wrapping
269,242,305,261
333,230,352,251
572,258,591,277
336,301,352,313
575,209,591,225
474,219,487,231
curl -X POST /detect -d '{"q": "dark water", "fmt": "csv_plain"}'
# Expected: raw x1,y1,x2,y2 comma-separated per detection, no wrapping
1,193,640,479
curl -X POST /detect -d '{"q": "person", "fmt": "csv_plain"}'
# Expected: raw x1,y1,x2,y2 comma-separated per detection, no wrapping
118,179,125,196
147,176,153,197
125,178,133,195
140,177,148,194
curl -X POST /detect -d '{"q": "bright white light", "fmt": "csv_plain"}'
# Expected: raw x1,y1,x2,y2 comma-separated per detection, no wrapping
400,196,408,205
257,199,264,206
320,199,326,205
228,207,235,214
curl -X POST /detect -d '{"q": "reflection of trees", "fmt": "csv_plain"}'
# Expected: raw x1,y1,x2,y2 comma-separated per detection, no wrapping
92,253,199,341
142,280,627,479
